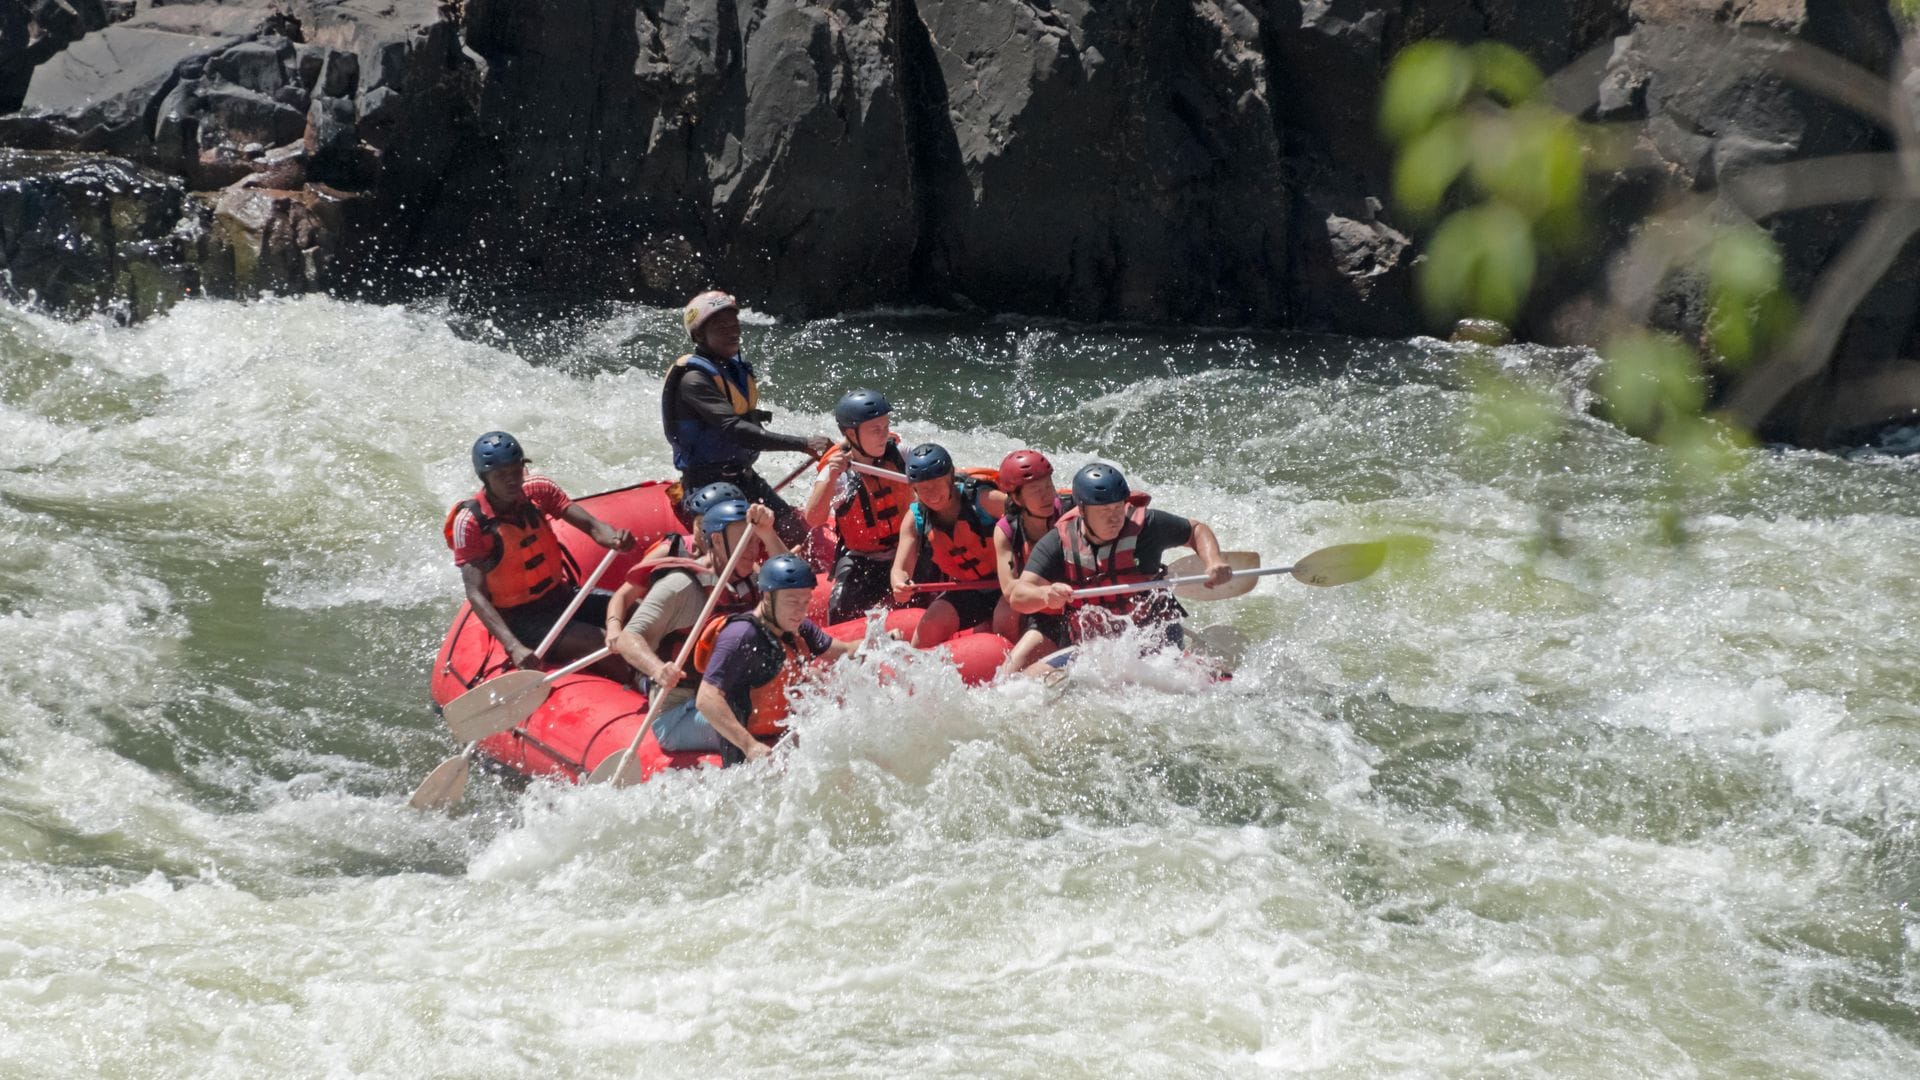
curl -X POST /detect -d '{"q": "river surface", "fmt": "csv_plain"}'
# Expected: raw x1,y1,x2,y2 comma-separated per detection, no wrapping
0,295,1915,1077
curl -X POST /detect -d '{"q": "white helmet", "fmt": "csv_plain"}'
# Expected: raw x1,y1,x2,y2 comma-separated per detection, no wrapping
683,290,738,341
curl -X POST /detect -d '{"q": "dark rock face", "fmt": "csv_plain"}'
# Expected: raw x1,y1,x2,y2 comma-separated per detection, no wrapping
0,148,211,320
904,0,1288,324
0,0,1914,441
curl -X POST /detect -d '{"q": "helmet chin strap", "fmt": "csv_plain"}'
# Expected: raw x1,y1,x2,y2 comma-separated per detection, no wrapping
848,428,885,461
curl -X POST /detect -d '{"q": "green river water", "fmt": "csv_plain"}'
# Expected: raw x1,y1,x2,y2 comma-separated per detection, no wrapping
0,295,1914,1077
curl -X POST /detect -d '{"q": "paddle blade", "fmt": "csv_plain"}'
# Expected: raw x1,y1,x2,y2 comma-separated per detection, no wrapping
586,748,646,787
1164,551,1260,601
407,754,471,811
1290,541,1387,586
443,669,549,742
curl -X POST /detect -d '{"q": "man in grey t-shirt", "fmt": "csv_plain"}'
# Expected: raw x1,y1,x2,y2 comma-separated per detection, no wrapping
610,499,783,711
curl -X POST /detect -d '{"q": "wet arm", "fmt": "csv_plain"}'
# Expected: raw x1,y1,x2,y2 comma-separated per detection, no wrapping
462,563,532,663
992,528,1020,592
890,515,923,595
803,470,837,528
695,680,761,756
1008,569,1059,615
560,504,634,551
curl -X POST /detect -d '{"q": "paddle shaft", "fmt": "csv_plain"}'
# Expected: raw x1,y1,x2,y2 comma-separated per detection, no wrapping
605,520,758,767
848,461,910,484
909,580,1000,594
1071,564,1294,600
532,548,619,660
770,457,816,493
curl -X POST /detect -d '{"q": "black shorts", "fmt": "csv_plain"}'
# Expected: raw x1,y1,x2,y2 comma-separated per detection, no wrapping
1020,612,1071,645
930,586,999,630
830,550,894,623
501,587,611,648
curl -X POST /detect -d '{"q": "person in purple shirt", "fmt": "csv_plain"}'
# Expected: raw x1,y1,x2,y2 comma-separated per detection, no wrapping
651,554,859,764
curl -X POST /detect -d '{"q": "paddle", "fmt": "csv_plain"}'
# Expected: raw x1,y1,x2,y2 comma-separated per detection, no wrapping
907,580,1000,595
410,548,623,810
770,457,817,493
440,645,618,741
848,461,910,484
531,550,618,659
586,519,758,787
1069,541,1387,601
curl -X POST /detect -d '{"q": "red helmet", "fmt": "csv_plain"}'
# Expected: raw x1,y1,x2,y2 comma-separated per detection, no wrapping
996,449,1054,491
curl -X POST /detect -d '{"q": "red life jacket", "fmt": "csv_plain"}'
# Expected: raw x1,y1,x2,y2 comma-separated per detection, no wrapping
442,489,573,610
1053,493,1159,622
912,478,1000,583
819,437,909,555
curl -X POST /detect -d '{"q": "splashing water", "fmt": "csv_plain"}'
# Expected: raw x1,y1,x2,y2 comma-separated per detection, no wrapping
0,296,1914,1076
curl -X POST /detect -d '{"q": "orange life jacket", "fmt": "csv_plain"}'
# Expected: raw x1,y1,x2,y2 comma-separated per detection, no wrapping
690,612,818,737
443,489,573,610
1053,493,1159,622
911,477,999,583
818,437,909,554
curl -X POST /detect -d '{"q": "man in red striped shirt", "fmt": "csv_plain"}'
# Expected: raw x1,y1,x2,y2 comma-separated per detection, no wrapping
446,431,634,672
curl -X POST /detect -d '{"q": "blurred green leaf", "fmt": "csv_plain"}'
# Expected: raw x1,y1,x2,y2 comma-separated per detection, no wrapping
1533,202,1588,254
1598,333,1704,436
1707,300,1755,366
1660,413,1753,484
1420,205,1537,324
1381,42,1473,144
1468,364,1560,445
1466,42,1544,106
1465,108,1583,217
1706,227,1794,367
1395,117,1471,218
1709,227,1784,299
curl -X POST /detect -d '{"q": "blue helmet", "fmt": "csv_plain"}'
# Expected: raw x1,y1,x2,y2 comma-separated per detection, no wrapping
471,431,525,476
684,482,746,519
833,389,892,432
700,499,751,535
904,443,954,483
758,553,817,592
1072,463,1131,506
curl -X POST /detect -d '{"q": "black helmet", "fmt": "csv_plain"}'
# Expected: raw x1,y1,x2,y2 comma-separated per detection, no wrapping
1071,463,1131,506
833,389,892,432
471,431,525,477
758,553,817,592
904,443,954,483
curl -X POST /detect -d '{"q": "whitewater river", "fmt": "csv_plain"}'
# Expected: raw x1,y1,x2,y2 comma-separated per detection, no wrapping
0,296,1914,1077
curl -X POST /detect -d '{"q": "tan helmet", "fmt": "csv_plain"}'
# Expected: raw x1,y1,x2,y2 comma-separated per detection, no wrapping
683,290,738,341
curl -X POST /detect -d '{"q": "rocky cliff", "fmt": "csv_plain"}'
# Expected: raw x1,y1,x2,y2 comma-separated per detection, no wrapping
0,0,1913,439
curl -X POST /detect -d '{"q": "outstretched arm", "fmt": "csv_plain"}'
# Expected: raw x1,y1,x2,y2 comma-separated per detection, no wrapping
561,504,635,552
1008,569,1072,616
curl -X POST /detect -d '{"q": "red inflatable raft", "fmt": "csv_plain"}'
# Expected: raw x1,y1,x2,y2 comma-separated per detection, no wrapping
429,481,1011,785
